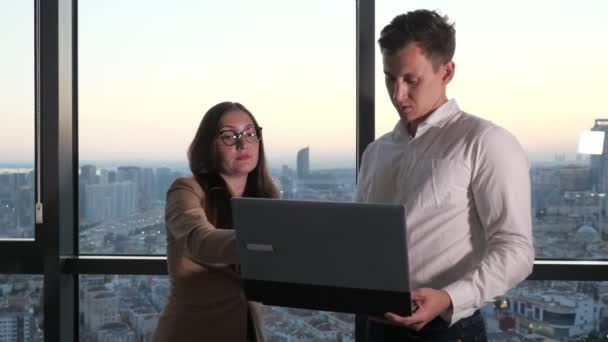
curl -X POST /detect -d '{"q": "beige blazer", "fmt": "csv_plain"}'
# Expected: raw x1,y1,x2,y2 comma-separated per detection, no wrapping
151,177,265,342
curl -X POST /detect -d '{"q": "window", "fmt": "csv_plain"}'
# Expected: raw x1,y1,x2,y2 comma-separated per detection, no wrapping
375,1,608,260
78,0,356,254
3,2,607,342
80,275,164,341
79,0,355,338
0,0,35,239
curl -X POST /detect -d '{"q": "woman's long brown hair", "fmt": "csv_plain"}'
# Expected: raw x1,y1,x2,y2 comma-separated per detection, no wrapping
188,101,279,228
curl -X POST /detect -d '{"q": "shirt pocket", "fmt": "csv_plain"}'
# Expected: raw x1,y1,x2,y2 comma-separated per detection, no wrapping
417,158,469,208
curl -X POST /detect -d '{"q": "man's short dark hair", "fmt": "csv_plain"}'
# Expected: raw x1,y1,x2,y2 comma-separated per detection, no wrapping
379,9,455,69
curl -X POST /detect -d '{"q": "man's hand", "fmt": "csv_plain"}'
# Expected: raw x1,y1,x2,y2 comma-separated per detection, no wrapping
384,288,452,331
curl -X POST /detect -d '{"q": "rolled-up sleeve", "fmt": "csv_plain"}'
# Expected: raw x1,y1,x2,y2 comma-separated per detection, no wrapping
165,178,238,264
442,126,534,324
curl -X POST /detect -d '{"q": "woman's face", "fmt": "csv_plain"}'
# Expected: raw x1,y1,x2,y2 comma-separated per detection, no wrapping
215,109,260,178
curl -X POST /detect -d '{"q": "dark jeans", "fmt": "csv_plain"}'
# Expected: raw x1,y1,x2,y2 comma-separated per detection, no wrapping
366,310,487,342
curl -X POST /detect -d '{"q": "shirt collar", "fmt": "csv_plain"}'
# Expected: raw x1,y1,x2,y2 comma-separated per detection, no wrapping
391,98,460,141
423,98,460,128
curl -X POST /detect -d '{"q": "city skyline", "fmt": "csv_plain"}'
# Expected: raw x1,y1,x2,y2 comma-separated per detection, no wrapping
2,140,608,340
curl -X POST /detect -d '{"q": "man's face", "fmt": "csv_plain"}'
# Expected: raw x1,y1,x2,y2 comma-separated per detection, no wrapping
382,43,454,122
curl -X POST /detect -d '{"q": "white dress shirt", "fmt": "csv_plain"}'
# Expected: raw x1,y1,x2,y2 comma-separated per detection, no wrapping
356,99,534,325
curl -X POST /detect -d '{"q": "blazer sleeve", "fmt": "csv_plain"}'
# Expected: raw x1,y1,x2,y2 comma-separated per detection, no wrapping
165,177,238,264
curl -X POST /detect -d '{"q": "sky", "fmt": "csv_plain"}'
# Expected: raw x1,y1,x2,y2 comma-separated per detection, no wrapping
2,0,608,167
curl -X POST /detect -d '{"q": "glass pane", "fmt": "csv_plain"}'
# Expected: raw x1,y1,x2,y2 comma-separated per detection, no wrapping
0,274,44,341
79,0,355,338
262,306,354,341
78,0,355,251
79,275,166,342
482,280,608,340
0,1,35,239
79,274,355,341
375,1,608,259
80,276,608,341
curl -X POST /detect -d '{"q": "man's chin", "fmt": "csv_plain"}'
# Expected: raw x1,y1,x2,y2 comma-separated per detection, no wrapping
399,112,417,122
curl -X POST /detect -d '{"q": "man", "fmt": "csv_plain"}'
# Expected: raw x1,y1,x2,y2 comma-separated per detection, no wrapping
356,9,534,341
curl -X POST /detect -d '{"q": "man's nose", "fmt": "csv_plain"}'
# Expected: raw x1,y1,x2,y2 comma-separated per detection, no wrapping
392,81,408,103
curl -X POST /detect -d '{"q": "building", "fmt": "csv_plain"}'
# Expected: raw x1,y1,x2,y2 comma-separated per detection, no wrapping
15,186,33,229
96,322,135,342
559,165,591,192
155,167,173,200
590,119,608,194
0,172,34,235
83,181,136,222
504,283,602,340
117,166,155,210
0,307,35,342
83,287,120,332
295,173,339,200
81,165,98,185
140,168,155,209
126,307,158,342
296,147,310,179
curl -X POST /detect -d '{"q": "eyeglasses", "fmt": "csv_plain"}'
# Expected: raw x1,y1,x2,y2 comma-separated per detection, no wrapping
218,127,262,146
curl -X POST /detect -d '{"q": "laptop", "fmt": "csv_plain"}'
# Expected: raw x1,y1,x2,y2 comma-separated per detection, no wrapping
231,198,412,316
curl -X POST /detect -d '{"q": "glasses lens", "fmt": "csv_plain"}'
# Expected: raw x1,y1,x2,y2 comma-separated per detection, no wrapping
243,127,261,144
219,131,237,146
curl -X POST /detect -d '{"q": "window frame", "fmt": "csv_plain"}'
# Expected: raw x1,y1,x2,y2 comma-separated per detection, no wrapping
0,1,606,342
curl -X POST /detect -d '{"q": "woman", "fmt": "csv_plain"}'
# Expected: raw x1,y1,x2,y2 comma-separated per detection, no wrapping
151,101,279,342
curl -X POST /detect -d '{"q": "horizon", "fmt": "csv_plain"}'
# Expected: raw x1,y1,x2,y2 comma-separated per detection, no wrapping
0,154,592,172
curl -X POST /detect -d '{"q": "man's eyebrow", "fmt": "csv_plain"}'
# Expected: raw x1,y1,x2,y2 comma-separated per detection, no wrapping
383,70,418,78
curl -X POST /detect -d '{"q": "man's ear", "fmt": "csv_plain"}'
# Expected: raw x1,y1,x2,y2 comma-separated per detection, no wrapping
442,61,455,85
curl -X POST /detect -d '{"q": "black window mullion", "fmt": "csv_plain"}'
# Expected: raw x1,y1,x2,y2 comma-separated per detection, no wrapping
356,0,375,178
0,242,43,273
39,0,78,341
355,0,375,341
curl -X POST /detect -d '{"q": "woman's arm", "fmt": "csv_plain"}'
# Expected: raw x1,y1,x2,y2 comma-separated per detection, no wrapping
165,177,238,264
